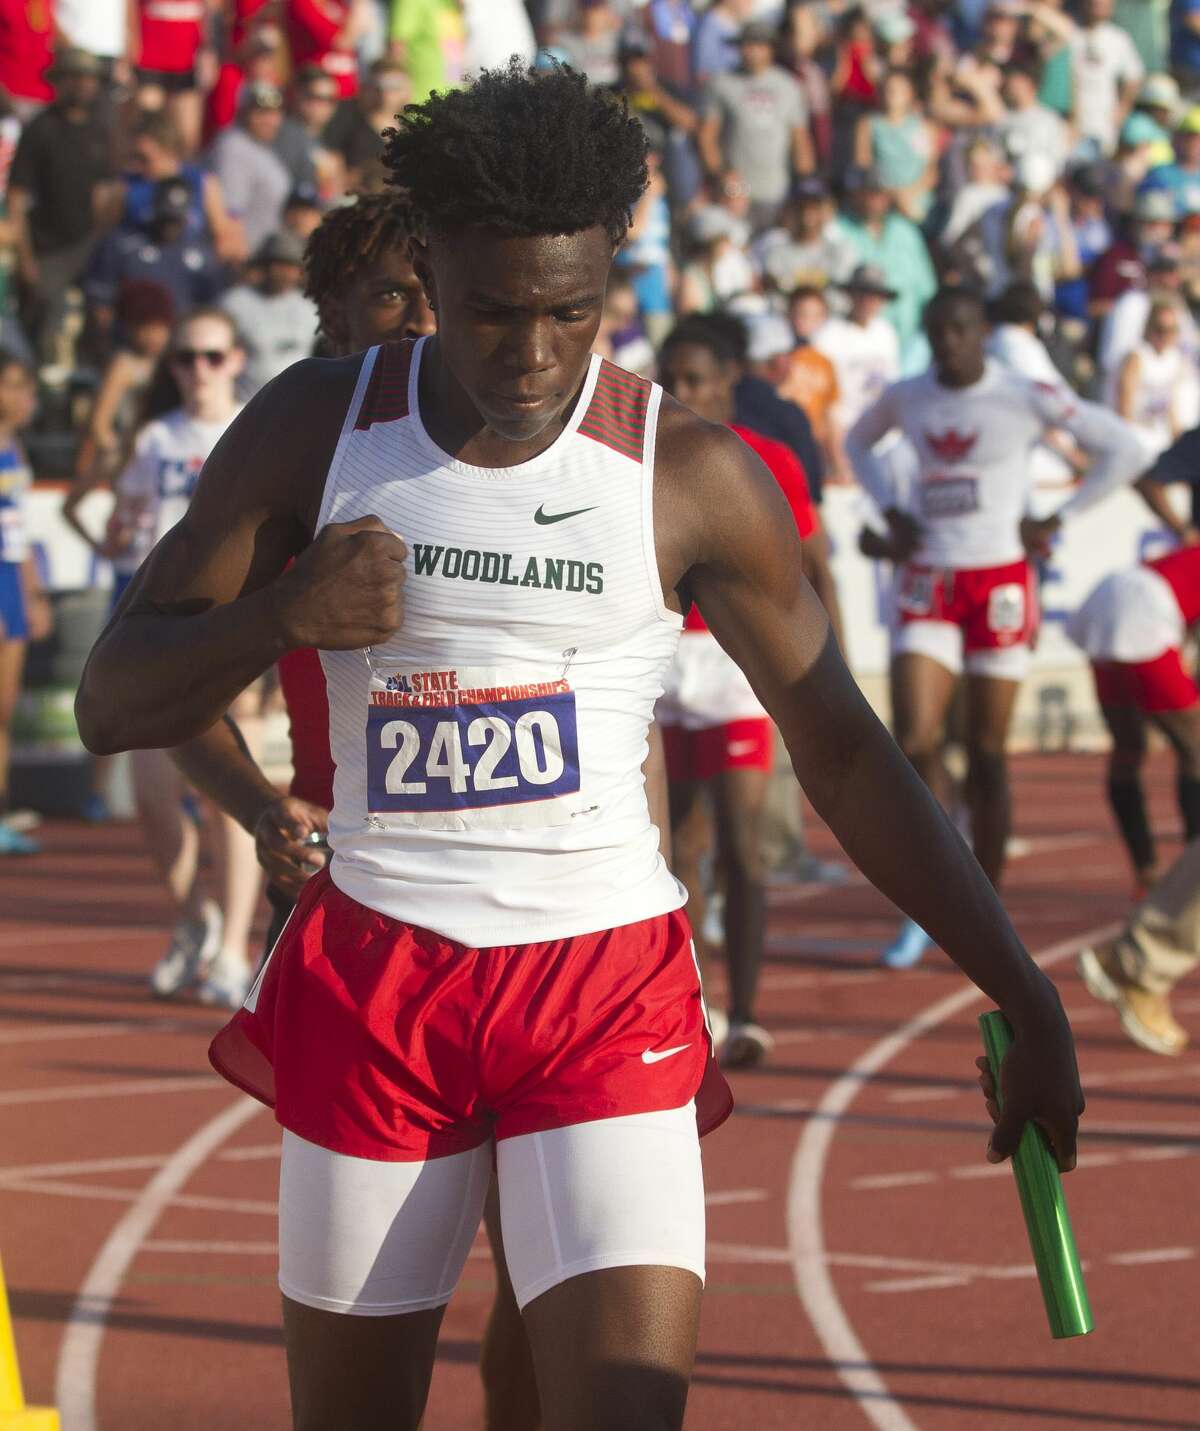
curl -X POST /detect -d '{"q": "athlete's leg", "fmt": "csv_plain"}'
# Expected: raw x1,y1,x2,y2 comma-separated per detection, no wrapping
1099,702,1156,886
710,763,770,1047
283,1298,444,1431
668,777,712,968
1150,704,1200,841
481,1176,541,1431
963,673,1021,886
131,746,202,918
890,652,960,809
0,637,25,813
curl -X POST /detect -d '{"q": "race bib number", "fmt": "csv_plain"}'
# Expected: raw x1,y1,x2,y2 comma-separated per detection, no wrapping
364,665,581,830
920,475,979,519
987,582,1026,636
897,566,936,617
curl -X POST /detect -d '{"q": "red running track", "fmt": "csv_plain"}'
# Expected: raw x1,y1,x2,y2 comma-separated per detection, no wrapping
2,752,1198,1430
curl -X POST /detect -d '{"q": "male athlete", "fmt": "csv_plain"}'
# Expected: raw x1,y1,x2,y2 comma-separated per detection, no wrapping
846,286,1148,968
78,66,1084,1431
656,315,842,1067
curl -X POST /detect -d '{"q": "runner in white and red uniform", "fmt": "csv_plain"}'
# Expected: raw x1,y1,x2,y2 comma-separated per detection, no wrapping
1069,543,1200,895
136,0,209,152
847,285,1147,967
78,71,1086,1430
656,317,842,1068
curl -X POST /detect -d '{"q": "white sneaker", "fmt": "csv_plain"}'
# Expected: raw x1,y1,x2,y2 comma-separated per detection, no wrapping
195,958,253,1011
707,1007,730,1050
721,1020,774,1069
150,900,223,998
702,893,725,949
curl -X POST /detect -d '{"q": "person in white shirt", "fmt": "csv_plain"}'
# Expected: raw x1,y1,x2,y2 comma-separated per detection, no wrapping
814,263,901,435
1069,0,1145,156
997,63,1070,173
220,230,320,394
846,286,1148,967
1113,296,1193,455
108,308,258,1010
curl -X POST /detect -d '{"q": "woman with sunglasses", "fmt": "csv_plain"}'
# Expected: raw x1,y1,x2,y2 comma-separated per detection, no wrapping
109,308,259,1009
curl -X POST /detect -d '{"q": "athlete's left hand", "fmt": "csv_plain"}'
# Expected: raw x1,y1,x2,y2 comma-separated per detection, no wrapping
974,989,1084,1173
254,796,330,897
1020,514,1060,559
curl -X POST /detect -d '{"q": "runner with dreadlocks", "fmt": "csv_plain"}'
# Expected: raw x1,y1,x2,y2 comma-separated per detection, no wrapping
80,61,1084,1430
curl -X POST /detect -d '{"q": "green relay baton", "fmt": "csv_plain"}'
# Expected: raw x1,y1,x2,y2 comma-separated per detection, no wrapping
978,1010,1093,1339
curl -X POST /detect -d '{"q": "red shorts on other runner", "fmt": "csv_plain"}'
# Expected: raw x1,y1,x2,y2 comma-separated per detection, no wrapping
210,870,732,1163
662,718,773,782
1092,650,1199,713
895,558,1037,649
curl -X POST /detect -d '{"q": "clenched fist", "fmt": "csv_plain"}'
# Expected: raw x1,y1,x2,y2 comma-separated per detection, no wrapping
273,516,407,650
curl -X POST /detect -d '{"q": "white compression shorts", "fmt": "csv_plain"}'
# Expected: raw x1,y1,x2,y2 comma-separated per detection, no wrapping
891,618,1032,680
278,1101,706,1315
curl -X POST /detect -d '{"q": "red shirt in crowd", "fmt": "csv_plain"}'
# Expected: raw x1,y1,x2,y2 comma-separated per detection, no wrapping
138,0,207,75
684,424,818,632
286,0,358,98
0,0,53,105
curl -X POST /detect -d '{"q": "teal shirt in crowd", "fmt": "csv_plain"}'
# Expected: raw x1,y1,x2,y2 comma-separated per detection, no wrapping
834,210,937,371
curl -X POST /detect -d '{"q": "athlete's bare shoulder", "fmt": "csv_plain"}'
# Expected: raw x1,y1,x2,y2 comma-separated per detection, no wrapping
652,392,802,596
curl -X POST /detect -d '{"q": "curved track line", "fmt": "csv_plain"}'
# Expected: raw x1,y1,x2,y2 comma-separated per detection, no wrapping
55,1095,263,1431
786,921,1119,1431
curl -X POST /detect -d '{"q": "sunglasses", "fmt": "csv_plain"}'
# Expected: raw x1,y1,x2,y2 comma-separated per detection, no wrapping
171,348,231,368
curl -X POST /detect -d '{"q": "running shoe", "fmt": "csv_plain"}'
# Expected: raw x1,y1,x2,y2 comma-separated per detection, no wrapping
881,917,933,969
702,893,725,949
1077,944,1188,1056
4,808,41,833
0,823,39,855
721,1020,774,1069
150,899,223,999
707,1007,730,1050
195,958,253,1011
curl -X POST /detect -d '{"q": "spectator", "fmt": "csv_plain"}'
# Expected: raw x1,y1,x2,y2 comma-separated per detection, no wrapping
1136,72,1182,156
814,263,902,448
0,0,55,117
614,146,674,345
678,207,756,313
114,111,241,261
205,13,289,139
854,67,939,223
1089,187,1178,316
834,165,937,366
273,65,335,194
980,152,1081,299
388,0,466,103
282,184,327,242
287,0,370,100
1112,294,1195,451
609,30,700,208
699,20,815,232
780,286,846,482
323,59,411,191
1098,244,1198,376
134,0,211,155
997,62,1070,173
555,2,623,86
55,0,132,87
753,177,857,295
207,82,294,257
220,230,320,392
637,0,699,95
1173,0,1200,90
8,49,115,366
1112,112,1171,213
1070,0,1145,157
86,177,224,344
0,349,50,856
781,1,833,167
692,0,753,90
1147,105,1200,217
594,269,656,374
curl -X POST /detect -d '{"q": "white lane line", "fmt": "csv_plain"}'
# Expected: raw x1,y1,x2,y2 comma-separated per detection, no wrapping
707,1242,794,1265
866,1274,972,1294
786,920,1120,1431
1108,1247,1194,1266
886,1087,960,1104
55,1096,263,1431
0,1154,171,1182
6,1176,276,1216
141,1240,278,1256
705,1188,768,1207
850,1172,938,1191
0,1075,221,1107
0,926,155,952
217,1143,281,1162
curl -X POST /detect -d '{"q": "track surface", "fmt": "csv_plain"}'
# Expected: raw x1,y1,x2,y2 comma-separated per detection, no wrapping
3,752,1198,1430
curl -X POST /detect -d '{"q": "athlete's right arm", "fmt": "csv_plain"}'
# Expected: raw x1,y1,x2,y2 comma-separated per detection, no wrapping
76,358,407,754
844,389,921,559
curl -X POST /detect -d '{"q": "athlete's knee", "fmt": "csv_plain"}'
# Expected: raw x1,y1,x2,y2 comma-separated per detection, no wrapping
966,745,1009,799
716,820,764,884
894,725,943,769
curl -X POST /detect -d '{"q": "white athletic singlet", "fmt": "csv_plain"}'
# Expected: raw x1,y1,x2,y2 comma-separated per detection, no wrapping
846,360,1145,570
116,405,242,562
317,338,687,947
1119,342,1186,457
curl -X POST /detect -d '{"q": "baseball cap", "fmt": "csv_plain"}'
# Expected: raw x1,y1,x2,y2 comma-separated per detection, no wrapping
745,313,796,364
1177,105,1200,134
617,28,652,60
285,181,324,213
738,20,777,44
1140,72,1181,111
841,263,898,299
1134,188,1178,222
48,46,102,79
1068,162,1105,198
256,229,307,266
791,175,829,203
843,164,887,193
243,81,284,111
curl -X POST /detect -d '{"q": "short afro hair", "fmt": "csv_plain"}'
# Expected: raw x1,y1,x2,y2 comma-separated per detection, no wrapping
303,190,416,312
382,58,649,247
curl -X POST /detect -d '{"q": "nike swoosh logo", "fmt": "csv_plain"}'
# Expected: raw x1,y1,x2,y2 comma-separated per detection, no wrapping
641,1044,691,1064
534,504,598,525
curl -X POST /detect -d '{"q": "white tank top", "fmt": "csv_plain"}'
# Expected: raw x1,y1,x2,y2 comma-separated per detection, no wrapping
317,337,687,947
1129,342,1182,456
